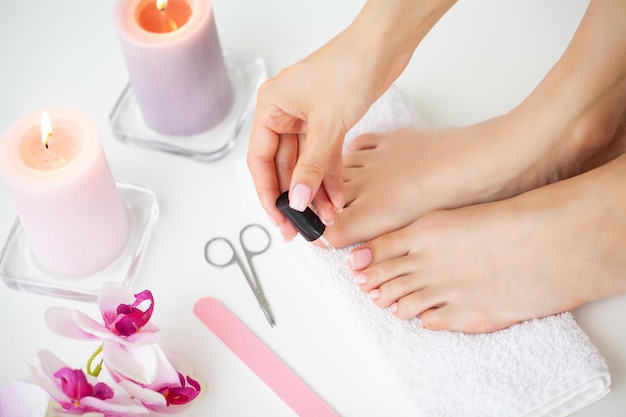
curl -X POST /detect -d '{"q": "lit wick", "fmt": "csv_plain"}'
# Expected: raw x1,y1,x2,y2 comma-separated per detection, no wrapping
156,0,168,11
41,112,52,149
155,0,179,32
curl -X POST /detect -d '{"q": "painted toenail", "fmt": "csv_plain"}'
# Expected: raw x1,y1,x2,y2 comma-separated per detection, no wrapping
356,273,367,285
369,289,381,300
389,303,398,314
350,247,373,271
289,184,311,212
320,216,334,226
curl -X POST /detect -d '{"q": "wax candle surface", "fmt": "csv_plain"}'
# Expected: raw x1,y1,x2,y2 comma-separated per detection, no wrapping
19,119,81,170
113,0,233,136
137,0,191,33
0,108,129,276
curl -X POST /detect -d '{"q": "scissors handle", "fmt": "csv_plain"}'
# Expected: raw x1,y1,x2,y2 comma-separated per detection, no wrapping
239,223,272,257
204,237,239,268
204,224,275,327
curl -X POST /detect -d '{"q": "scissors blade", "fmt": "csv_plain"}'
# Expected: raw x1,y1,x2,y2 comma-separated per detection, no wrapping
260,302,276,327
250,285,275,327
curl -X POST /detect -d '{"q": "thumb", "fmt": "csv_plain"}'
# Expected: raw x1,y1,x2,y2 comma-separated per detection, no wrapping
288,123,343,212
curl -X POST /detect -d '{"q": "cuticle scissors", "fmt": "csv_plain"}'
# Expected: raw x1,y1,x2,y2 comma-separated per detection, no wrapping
204,223,275,327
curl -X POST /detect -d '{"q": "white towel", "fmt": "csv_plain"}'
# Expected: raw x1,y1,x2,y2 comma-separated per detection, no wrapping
287,87,611,417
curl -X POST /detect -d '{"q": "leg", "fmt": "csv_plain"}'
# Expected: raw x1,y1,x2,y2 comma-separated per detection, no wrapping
325,0,626,248
350,153,626,333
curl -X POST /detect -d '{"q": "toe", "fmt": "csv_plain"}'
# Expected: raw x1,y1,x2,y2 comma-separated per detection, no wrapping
391,288,443,320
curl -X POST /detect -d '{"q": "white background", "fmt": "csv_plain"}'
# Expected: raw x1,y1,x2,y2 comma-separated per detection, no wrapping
1,1,625,416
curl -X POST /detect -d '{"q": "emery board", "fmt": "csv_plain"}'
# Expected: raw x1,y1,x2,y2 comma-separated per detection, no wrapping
193,297,339,417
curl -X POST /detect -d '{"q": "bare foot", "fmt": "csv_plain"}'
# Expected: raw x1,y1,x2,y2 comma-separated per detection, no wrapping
325,73,626,249
325,119,568,248
324,0,626,249
349,154,626,333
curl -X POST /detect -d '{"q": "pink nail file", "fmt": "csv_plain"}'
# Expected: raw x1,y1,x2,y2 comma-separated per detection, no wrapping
193,297,339,417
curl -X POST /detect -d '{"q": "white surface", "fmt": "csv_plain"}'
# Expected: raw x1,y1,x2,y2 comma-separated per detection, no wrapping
0,1,624,416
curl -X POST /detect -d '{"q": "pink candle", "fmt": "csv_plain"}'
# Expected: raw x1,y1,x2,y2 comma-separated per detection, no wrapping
113,0,233,136
0,108,129,276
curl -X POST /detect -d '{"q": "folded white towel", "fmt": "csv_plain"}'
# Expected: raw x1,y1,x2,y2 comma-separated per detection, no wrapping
288,87,611,417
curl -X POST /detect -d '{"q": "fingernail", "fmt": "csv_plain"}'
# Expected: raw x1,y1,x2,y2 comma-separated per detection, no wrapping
389,302,398,314
350,247,373,271
289,184,311,212
369,289,381,300
356,273,367,285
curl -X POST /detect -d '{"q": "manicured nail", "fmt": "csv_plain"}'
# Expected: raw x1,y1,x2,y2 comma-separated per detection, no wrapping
350,247,373,271
356,273,367,285
369,289,381,300
389,303,398,314
320,215,334,226
289,183,311,212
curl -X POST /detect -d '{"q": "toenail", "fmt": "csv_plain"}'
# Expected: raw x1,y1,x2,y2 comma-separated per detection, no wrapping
321,217,334,226
417,317,423,328
389,303,398,314
369,289,381,300
350,247,373,271
356,273,367,285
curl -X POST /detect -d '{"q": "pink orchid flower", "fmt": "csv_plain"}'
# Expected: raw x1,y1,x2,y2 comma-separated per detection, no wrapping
0,380,50,417
45,282,165,384
115,350,202,415
102,338,182,386
45,282,159,346
29,349,149,417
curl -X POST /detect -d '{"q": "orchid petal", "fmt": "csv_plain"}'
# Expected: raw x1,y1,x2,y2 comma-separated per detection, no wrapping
147,377,204,415
0,381,50,417
98,282,135,328
30,349,72,402
73,310,155,346
117,380,167,407
45,307,101,341
186,375,201,392
123,331,158,345
53,367,93,400
146,345,184,388
51,413,103,417
73,310,117,340
79,395,149,415
92,382,114,401
138,349,203,414
113,289,155,336
102,341,159,385
159,377,201,405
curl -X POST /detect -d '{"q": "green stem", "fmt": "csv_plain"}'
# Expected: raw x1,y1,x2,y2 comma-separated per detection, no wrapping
86,344,104,377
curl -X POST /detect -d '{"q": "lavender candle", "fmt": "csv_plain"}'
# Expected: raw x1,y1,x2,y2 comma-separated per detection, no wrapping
113,0,233,136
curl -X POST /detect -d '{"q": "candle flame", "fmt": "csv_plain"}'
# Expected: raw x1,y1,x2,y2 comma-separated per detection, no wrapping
156,0,167,11
41,112,52,149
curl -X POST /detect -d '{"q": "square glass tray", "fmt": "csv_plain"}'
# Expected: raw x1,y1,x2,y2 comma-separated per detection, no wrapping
109,50,267,162
0,183,159,302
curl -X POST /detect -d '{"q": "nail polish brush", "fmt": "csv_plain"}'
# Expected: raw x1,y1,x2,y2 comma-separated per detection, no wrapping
275,191,336,251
